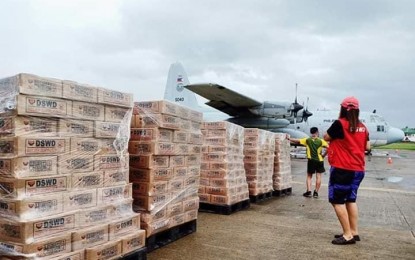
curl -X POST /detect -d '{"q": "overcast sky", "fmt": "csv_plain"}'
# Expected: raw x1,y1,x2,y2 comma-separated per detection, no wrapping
1,0,414,128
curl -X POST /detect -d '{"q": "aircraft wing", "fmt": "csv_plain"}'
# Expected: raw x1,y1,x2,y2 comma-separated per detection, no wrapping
185,83,262,117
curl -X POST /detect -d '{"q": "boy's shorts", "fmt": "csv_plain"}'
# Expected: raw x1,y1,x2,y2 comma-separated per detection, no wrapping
328,167,365,204
307,159,325,174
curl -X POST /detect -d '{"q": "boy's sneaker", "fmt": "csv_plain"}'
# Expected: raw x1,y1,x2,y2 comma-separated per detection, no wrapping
313,191,318,198
303,191,312,197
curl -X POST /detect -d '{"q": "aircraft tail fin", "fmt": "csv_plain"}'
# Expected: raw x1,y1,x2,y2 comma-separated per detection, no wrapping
164,62,199,110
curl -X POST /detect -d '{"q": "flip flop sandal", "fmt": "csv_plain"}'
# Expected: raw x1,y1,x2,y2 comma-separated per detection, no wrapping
332,236,356,245
334,234,360,241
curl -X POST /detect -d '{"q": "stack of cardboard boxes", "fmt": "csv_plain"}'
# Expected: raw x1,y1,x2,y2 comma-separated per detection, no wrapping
0,74,145,259
243,128,275,196
199,121,249,206
273,133,292,191
129,100,202,238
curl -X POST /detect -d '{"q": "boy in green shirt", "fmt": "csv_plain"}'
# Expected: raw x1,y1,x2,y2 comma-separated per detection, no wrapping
289,127,328,198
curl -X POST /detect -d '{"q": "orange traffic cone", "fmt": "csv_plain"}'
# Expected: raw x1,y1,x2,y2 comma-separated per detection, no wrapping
387,157,393,164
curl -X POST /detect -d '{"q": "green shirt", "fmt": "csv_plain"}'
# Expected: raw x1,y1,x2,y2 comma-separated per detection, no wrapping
299,137,328,161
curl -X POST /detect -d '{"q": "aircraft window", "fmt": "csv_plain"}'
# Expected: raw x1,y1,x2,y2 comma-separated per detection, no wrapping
377,125,385,132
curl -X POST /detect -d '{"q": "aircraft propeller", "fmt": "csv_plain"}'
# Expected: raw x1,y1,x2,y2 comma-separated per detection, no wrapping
289,83,304,118
301,97,313,122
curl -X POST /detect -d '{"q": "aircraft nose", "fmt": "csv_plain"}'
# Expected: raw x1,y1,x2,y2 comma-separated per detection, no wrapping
387,127,405,144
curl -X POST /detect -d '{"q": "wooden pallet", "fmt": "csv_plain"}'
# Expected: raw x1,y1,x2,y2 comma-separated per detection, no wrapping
199,199,250,215
146,220,197,253
121,246,147,260
272,187,293,197
249,191,273,203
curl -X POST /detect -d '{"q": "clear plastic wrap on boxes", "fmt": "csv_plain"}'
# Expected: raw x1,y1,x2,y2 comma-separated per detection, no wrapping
273,133,293,190
130,100,203,237
0,73,142,259
199,121,249,205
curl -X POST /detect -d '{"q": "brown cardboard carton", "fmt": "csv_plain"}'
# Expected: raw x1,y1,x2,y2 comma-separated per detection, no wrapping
140,208,167,224
0,211,76,243
95,121,120,138
98,87,133,108
104,105,131,123
59,155,94,174
62,80,98,102
173,131,189,143
58,119,94,137
64,189,97,209
210,194,231,205
132,181,168,196
129,155,169,169
133,193,170,211
85,239,122,260
134,114,181,129
76,205,113,227
130,128,173,142
19,136,70,156
97,183,132,205
0,233,72,258
0,156,58,178
103,169,128,187
169,213,186,228
121,229,145,254
129,168,173,182
128,141,176,155
133,100,178,116
108,214,140,240
70,137,103,155
17,95,71,117
167,202,183,217
141,218,170,237
168,178,184,192
70,171,103,190
72,101,105,121
173,166,187,178
170,156,185,167
185,210,198,222
1,73,63,98
49,249,85,260
0,175,69,198
111,198,134,217
72,224,109,251
94,154,129,171
0,193,65,220
0,116,58,136
183,197,199,211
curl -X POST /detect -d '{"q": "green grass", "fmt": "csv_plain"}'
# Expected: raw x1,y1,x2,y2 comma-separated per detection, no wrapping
375,142,415,150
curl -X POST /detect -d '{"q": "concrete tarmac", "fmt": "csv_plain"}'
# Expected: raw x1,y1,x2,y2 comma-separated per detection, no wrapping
148,150,415,260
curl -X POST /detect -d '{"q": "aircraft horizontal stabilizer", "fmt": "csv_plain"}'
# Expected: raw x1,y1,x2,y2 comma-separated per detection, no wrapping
185,83,262,117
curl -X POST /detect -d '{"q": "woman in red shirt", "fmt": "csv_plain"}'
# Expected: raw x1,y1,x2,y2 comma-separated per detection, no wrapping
324,96,371,245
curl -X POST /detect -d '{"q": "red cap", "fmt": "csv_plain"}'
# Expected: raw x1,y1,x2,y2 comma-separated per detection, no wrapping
341,96,359,110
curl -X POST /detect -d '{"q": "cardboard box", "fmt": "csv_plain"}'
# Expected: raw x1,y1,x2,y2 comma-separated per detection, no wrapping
0,73,63,98
141,218,170,238
72,101,105,121
167,202,183,217
59,155,94,174
97,183,132,204
0,233,72,258
0,211,76,243
72,224,109,251
0,175,70,198
94,154,129,171
130,128,173,142
133,193,170,211
210,194,231,205
111,198,134,217
128,141,176,155
140,208,167,224
17,95,71,117
183,197,199,211
185,210,198,222
70,171,103,190
64,189,97,209
185,154,201,166
121,229,145,254
76,205,113,227
0,156,58,178
70,137,103,155
170,156,185,167
0,116,58,136
1,136,70,157
62,80,98,102
132,181,168,196
133,100,178,115
168,179,184,192
103,169,128,187
173,167,187,178
108,214,140,240
129,155,169,169
129,168,173,182
94,121,120,138
104,105,131,123
173,131,189,143
58,119,94,137
0,193,65,220
49,249,85,260
134,114,181,129
85,239,122,260
98,87,133,108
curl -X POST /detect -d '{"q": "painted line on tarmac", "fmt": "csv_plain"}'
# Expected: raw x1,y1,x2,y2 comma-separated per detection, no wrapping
291,181,415,195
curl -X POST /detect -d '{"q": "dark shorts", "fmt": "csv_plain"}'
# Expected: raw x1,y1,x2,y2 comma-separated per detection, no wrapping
328,167,365,204
307,159,325,174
